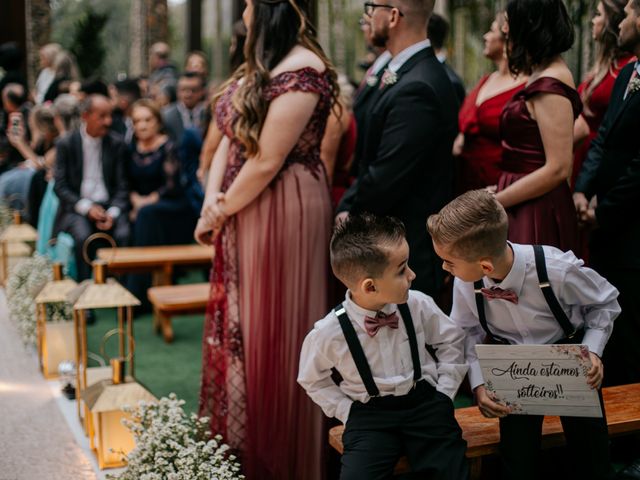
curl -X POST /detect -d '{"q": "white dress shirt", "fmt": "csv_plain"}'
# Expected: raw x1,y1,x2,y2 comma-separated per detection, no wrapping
387,39,432,73
450,243,621,390
76,125,120,218
298,290,468,424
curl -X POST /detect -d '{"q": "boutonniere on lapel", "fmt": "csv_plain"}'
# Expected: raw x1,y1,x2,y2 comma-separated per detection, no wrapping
366,74,379,87
627,75,640,96
379,68,399,89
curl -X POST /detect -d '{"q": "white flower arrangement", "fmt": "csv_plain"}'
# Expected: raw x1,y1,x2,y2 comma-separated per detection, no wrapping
108,394,244,480
6,253,71,346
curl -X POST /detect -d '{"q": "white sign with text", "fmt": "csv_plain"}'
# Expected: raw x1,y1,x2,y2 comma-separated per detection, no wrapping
476,344,602,418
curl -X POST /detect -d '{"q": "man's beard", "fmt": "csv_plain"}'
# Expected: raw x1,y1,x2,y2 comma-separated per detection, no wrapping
371,23,390,48
618,25,640,52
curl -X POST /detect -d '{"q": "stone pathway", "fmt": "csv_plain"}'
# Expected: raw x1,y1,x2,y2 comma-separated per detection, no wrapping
0,290,97,480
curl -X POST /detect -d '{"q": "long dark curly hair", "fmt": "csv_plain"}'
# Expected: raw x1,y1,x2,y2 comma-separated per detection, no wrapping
213,0,339,158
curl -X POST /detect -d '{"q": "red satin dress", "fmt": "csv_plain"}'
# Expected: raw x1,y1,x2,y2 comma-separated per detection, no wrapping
457,75,524,193
573,54,636,189
498,77,582,252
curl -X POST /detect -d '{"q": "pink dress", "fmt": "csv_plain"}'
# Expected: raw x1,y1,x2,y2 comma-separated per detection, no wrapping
199,67,333,479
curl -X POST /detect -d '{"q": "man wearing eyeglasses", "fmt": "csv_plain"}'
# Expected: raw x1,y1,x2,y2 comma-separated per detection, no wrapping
337,0,460,307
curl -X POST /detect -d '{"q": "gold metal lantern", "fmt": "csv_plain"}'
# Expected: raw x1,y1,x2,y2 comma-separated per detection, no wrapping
0,211,37,285
83,330,156,469
34,262,77,378
67,234,140,435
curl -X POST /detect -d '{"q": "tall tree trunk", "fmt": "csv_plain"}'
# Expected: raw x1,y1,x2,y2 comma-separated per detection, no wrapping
25,0,51,89
129,0,168,77
212,0,225,81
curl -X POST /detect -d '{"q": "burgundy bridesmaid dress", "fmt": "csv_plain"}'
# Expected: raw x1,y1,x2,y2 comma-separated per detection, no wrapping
498,77,582,252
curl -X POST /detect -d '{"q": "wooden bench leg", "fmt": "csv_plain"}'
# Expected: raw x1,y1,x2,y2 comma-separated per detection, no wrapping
159,310,174,343
152,306,162,333
470,457,482,480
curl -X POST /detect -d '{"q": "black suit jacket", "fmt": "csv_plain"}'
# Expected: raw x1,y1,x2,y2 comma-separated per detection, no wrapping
54,129,130,216
575,63,640,268
351,60,390,176
338,47,459,296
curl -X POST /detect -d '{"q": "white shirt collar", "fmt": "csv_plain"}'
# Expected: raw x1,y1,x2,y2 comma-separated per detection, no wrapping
483,242,526,297
370,50,392,75
635,61,640,76
80,123,102,146
387,39,431,73
343,290,397,331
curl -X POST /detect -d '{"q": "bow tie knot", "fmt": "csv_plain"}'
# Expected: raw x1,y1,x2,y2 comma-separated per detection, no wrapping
364,311,399,337
479,286,519,304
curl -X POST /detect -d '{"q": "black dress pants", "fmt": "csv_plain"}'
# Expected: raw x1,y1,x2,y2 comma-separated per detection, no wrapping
341,381,469,480
499,403,612,480
57,211,129,281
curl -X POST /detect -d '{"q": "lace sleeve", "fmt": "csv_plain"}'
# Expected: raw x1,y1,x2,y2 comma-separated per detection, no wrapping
264,67,331,102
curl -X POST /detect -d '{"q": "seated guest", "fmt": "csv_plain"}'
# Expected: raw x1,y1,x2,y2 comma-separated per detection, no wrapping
298,213,469,479
53,94,130,281
429,189,619,480
43,50,79,103
34,43,61,104
110,78,142,143
126,99,198,308
184,51,209,80
0,83,31,176
4,105,59,226
162,71,207,144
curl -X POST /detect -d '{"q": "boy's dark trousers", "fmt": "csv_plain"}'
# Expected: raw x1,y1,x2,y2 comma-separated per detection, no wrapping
499,396,613,480
340,380,469,480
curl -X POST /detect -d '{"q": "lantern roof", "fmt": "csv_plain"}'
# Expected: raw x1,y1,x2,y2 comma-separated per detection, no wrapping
35,279,78,304
68,278,140,309
0,223,37,243
82,379,156,413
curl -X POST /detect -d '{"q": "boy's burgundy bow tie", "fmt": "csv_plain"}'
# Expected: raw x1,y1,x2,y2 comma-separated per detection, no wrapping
364,311,399,337
480,286,519,304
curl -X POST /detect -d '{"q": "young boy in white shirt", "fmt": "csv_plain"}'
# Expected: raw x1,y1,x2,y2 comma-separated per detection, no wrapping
298,213,469,480
427,189,621,480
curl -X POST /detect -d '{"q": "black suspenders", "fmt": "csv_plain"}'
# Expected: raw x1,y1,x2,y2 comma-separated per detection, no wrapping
335,303,422,397
474,245,579,345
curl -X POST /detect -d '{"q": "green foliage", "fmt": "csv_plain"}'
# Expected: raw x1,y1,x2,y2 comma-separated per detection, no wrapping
69,6,109,78
52,0,131,82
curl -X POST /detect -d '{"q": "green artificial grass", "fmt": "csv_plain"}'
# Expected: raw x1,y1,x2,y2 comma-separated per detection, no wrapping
85,307,204,414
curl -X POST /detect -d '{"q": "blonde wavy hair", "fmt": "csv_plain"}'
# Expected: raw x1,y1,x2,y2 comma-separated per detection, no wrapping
212,0,340,157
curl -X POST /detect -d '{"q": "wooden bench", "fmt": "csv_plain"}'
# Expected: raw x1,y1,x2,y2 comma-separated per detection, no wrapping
329,383,640,479
96,244,212,286
147,283,210,342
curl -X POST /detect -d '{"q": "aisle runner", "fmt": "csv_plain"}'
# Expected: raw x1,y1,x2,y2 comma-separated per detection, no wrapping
0,290,98,480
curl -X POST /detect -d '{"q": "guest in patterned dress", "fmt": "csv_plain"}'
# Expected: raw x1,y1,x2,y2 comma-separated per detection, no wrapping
193,1,339,478
453,12,526,194
494,0,581,253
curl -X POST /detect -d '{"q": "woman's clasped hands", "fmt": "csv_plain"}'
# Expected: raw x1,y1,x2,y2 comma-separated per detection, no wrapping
195,192,228,246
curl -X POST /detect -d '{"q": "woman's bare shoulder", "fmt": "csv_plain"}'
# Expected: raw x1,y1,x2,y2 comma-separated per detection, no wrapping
270,45,326,77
